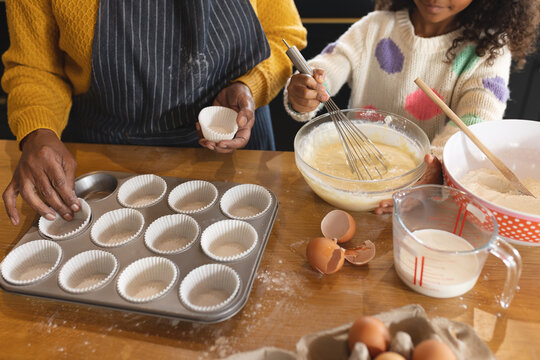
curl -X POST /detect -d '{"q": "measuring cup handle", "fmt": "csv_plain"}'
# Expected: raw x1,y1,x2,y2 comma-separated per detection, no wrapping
489,237,522,309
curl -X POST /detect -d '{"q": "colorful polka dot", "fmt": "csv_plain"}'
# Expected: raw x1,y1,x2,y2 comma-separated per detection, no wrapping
375,38,404,74
405,88,443,121
452,45,478,75
483,76,509,102
450,114,483,127
321,42,337,55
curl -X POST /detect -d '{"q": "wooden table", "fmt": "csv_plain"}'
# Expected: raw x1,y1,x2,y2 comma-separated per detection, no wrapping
0,140,538,359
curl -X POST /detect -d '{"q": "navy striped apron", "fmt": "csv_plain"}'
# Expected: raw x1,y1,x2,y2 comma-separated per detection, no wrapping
64,0,273,149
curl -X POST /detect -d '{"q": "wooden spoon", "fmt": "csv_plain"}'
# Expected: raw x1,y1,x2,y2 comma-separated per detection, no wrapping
414,78,536,198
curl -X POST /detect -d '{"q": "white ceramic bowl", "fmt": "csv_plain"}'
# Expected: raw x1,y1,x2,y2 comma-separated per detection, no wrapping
294,108,429,211
443,119,540,246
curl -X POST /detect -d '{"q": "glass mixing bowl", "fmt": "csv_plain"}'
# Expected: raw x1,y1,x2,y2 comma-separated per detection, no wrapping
294,108,430,211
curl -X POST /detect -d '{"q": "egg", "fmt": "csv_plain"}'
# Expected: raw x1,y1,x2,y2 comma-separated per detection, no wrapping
321,209,356,243
348,316,391,357
412,339,457,360
306,237,345,274
374,352,407,360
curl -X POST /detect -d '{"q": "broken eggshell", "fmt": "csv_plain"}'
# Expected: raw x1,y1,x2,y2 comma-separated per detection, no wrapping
306,237,345,274
344,240,376,266
321,209,356,244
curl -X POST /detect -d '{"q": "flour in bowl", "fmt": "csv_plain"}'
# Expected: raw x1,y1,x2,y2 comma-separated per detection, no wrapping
460,168,540,215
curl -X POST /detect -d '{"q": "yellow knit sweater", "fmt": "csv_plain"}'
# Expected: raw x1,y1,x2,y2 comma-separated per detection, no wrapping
1,0,307,143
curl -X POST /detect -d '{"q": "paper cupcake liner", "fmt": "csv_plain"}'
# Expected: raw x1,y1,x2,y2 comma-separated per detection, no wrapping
168,180,218,214
198,106,238,142
220,184,272,220
144,214,200,254
179,263,240,313
117,257,178,303
200,220,258,262
90,208,145,247
117,174,167,208
38,198,92,240
58,250,118,294
1,240,62,285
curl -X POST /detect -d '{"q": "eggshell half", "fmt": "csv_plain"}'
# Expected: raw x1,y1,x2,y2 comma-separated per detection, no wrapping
321,209,356,243
344,240,376,266
306,237,345,274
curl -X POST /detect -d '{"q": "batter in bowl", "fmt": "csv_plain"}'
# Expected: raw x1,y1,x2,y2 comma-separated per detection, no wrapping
308,140,418,181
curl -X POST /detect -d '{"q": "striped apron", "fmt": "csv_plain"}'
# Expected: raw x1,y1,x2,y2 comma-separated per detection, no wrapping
64,0,273,148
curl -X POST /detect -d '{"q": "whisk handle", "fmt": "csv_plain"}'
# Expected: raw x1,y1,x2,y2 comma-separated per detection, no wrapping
283,41,313,76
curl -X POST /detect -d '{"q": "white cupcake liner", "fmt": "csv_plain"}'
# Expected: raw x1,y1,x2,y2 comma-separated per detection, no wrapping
179,263,240,312
58,250,118,294
201,220,258,262
117,257,178,303
117,174,167,208
220,184,272,220
168,180,218,214
1,240,62,285
90,208,145,248
144,214,200,254
38,198,92,240
198,106,238,142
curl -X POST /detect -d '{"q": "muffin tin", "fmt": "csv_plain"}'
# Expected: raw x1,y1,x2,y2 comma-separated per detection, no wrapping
0,171,278,323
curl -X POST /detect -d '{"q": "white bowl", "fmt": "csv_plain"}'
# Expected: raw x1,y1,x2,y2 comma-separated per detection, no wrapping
443,119,540,245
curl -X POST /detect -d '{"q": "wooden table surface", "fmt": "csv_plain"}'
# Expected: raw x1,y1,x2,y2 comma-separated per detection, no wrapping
0,140,538,359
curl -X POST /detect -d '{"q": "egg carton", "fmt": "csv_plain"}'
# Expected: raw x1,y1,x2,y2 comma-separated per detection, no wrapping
222,304,496,360
0,171,278,323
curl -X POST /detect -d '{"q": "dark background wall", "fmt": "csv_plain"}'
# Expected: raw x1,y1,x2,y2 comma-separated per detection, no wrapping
1,1,539,148
0,1,12,140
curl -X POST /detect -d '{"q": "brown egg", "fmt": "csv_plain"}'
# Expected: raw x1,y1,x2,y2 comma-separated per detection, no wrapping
412,339,457,360
344,240,376,265
321,209,356,243
348,316,391,357
374,352,407,360
306,237,345,274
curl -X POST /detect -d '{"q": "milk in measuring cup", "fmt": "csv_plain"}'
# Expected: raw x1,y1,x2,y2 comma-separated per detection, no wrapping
394,229,480,298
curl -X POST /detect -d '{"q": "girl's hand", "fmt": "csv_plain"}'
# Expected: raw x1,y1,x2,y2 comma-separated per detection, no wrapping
198,82,255,153
287,68,329,113
374,154,443,215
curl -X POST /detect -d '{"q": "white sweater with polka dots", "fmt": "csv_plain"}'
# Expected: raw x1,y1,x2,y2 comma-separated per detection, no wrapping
284,10,512,158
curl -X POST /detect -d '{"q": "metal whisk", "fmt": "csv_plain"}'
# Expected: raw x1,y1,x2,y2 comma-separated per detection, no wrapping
283,39,387,180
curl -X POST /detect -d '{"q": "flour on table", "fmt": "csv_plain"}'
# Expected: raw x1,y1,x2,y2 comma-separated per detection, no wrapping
459,168,540,215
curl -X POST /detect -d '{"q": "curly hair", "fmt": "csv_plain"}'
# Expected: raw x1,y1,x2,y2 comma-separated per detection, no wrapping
375,0,540,68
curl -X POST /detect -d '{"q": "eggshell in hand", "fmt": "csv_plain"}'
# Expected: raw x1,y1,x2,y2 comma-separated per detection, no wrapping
306,237,345,274
321,209,356,243
412,339,457,360
348,316,391,357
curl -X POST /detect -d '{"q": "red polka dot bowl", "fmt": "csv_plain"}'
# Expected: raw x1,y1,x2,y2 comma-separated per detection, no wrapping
443,119,540,246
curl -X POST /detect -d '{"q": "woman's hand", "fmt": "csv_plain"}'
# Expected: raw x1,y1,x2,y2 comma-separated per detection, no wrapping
374,154,443,215
198,82,255,153
287,68,329,113
3,129,80,225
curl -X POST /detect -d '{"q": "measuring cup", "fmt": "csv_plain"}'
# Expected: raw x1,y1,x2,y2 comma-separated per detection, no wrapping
392,185,522,309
